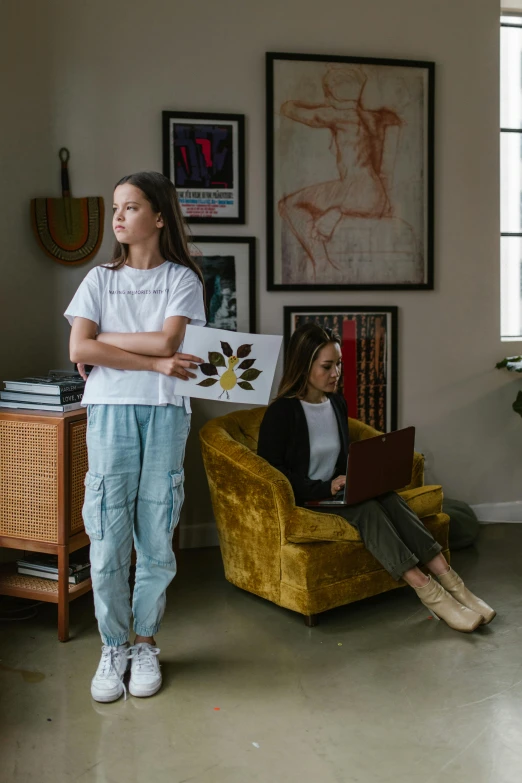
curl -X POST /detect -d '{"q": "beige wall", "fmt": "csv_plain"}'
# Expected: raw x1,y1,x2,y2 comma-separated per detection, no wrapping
1,0,516,546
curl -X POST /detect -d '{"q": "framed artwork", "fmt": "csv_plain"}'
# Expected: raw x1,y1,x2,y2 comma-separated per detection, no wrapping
189,236,256,332
267,53,435,291
284,306,398,432
163,111,245,224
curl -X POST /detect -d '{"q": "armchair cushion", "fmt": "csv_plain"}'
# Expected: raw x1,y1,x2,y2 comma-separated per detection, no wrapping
280,514,449,615
285,485,443,544
401,485,443,518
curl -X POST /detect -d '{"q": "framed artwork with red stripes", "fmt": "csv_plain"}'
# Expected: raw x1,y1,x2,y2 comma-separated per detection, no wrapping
284,306,398,432
162,111,245,224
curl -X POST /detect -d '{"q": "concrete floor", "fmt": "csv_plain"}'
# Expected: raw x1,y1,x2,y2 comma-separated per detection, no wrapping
1,524,522,783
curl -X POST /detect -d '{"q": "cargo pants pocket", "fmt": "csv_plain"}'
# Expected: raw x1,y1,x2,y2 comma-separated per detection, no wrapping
83,471,104,540
168,469,185,532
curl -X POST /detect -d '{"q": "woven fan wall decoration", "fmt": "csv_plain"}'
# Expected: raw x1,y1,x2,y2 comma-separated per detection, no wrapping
31,148,104,265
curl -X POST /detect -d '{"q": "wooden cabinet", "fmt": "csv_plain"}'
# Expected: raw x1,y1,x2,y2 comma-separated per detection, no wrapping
0,408,90,641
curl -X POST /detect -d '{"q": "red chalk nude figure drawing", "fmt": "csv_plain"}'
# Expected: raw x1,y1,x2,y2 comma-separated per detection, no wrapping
273,62,428,286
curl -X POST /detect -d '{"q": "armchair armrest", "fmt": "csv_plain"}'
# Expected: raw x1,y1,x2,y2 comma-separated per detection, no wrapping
199,419,296,532
348,417,424,490
285,505,361,544
199,416,296,602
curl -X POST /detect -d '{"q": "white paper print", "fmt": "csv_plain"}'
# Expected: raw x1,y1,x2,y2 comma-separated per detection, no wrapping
174,325,283,405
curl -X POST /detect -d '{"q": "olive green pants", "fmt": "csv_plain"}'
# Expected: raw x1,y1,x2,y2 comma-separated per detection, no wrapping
317,491,442,581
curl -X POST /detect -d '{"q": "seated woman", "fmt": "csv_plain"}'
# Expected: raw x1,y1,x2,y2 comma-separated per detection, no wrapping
258,323,495,633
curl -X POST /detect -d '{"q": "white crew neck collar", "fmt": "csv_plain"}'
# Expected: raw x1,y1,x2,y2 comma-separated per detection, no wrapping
124,260,169,272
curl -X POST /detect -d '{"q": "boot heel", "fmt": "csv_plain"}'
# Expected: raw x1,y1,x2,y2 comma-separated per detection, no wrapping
422,604,440,620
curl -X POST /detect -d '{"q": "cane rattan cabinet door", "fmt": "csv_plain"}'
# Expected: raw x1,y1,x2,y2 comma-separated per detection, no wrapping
0,418,59,542
69,418,87,536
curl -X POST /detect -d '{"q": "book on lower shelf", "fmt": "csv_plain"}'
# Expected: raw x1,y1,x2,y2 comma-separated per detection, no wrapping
16,553,90,584
17,566,91,585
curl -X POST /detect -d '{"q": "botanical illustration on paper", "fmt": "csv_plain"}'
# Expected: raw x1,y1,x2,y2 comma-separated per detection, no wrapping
197,341,262,399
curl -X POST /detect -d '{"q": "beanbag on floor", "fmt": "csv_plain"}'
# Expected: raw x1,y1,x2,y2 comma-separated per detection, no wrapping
443,497,480,550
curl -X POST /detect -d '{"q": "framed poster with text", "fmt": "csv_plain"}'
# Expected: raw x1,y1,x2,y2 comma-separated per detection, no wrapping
163,111,245,224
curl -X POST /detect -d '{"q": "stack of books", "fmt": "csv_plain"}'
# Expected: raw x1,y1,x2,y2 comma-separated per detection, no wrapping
0,370,85,412
16,554,91,584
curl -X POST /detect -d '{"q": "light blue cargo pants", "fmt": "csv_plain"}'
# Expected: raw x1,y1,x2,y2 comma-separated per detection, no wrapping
83,404,190,646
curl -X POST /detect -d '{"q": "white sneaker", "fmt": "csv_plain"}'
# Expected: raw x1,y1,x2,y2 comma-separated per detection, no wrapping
91,644,129,703
127,643,162,698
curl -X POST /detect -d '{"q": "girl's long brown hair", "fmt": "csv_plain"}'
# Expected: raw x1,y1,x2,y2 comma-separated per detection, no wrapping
104,171,205,295
274,323,341,402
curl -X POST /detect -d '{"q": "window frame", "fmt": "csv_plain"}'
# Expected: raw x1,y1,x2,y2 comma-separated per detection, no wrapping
501,14,522,340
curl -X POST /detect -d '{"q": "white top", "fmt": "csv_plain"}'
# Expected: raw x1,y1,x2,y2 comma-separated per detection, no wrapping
64,261,206,411
300,398,341,482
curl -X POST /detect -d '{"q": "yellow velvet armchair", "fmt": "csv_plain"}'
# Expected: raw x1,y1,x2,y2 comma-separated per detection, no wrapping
199,406,450,625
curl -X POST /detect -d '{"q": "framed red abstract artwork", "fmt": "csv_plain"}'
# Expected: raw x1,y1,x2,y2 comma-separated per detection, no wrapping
163,111,245,224
284,305,398,432
267,53,434,290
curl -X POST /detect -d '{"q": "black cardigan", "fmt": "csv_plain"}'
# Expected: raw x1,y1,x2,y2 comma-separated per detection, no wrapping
257,393,350,506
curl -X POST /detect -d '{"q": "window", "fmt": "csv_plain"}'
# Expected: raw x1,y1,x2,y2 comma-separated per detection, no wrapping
501,16,522,339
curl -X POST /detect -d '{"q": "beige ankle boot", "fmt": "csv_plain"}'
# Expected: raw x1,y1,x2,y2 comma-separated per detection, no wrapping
437,568,496,625
413,576,483,632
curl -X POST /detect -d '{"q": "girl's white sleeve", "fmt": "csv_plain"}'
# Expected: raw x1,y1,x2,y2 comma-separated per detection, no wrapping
165,269,206,326
64,269,101,327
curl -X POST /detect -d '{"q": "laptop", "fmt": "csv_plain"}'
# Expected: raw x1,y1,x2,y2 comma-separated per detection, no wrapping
304,426,415,508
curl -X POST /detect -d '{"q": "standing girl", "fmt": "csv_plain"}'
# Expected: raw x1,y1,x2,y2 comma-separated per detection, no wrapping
65,172,206,702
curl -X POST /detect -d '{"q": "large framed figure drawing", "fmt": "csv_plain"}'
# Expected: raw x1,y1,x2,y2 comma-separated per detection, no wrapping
163,111,245,224
267,53,434,291
284,306,398,432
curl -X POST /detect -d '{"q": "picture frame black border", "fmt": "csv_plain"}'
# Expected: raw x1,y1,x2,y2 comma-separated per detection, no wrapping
283,304,399,431
191,235,257,333
162,110,246,225
266,52,435,291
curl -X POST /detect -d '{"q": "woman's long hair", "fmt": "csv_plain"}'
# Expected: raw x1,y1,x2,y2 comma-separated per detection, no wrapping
274,323,341,402
104,171,205,291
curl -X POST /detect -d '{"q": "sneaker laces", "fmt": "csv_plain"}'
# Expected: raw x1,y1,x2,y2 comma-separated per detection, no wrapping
127,643,161,674
98,645,128,700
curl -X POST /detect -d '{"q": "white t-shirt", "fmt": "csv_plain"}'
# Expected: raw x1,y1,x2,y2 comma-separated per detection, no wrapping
64,261,206,410
301,399,341,481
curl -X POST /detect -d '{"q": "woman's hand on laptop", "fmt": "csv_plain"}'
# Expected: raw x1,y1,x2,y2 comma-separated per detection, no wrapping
331,476,346,495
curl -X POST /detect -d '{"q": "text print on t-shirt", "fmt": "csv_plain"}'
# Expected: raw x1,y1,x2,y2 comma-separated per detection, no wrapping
108,289,169,295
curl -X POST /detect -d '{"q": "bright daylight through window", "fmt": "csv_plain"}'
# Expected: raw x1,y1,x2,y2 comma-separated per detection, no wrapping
501,15,522,339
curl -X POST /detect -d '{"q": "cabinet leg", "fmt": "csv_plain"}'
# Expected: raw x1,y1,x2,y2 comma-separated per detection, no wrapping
58,546,70,642
304,614,319,627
